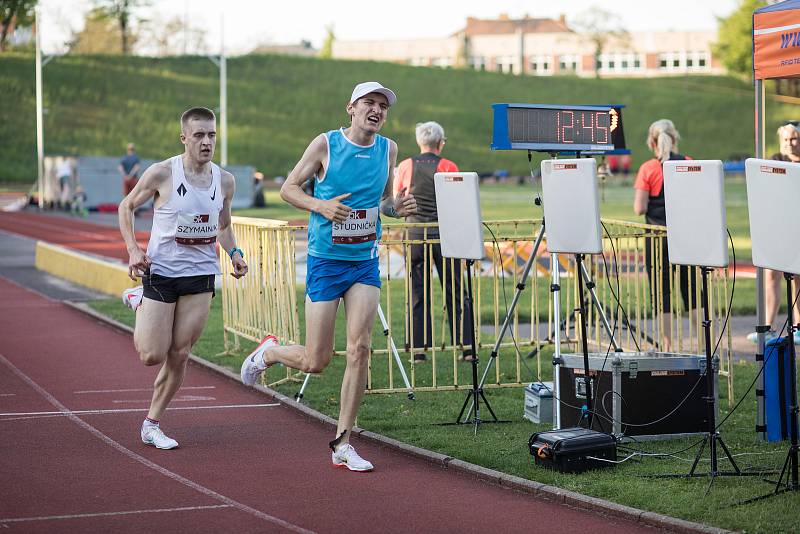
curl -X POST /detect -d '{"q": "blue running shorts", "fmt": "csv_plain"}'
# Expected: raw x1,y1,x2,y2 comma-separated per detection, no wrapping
306,255,381,302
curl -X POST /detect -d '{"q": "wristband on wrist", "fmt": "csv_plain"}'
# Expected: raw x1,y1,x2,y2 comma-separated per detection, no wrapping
380,202,399,218
228,247,244,259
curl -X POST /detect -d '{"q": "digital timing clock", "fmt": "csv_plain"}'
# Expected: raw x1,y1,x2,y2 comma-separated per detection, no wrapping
491,103,629,154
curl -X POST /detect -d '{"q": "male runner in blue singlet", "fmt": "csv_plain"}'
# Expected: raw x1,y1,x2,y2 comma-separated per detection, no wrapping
241,82,416,471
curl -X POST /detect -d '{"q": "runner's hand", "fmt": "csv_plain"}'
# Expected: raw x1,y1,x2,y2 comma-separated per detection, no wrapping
394,188,417,217
318,193,352,223
231,255,248,279
127,248,151,281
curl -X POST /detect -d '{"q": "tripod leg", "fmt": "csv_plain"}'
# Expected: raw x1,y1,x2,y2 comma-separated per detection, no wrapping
480,389,499,421
465,224,547,418
579,261,620,351
376,304,414,399
717,435,741,474
295,372,312,401
477,223,546,391
688,434,708,476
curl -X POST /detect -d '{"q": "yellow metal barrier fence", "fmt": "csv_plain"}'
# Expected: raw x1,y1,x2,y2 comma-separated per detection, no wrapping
221,217,733,402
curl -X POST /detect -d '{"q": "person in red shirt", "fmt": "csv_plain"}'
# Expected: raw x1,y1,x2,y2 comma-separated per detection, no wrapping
633,119,696,351
395,121,474,362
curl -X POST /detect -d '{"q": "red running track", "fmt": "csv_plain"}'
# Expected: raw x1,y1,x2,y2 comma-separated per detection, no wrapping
0,278,662,533
0,210,664,532
0,211,148,262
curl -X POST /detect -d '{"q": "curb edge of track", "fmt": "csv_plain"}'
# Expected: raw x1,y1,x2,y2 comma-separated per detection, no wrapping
65,300,732,534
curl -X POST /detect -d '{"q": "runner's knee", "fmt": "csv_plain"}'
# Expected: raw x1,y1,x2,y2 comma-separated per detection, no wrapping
139,349,165,366
346,339,370,365
302,348,333,374
167,346,191,365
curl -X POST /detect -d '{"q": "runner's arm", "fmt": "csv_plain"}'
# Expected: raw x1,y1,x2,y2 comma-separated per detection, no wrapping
380,140,416,217
633,189,649,215
218,170,248,279
281,134,351,223
118,162,167,280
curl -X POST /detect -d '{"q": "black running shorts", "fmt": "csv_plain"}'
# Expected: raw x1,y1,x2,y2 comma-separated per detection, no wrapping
142,271,216,303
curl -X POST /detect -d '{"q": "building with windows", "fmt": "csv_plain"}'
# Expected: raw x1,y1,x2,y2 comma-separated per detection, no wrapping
332,14,722,77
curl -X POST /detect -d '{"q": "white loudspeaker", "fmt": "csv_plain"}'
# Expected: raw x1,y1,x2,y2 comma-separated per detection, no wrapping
663,160,729,268
540,158,602,254
434,172,484,260
746,158,800,275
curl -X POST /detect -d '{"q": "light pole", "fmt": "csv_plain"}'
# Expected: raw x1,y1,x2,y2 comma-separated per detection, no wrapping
208,14,227,167
35,7,44,208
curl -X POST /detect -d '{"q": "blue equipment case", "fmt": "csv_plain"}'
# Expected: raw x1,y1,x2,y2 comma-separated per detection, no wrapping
764,337,794,442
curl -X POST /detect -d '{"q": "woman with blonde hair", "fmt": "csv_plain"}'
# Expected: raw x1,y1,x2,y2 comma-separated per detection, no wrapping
633,119,695,351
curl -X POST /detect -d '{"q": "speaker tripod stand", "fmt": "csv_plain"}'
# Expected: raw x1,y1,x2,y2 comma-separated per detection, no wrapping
654,267,763,494
740,272,800,504
466,218,622,429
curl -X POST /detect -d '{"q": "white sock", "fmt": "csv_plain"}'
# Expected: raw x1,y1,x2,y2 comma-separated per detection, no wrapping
142,418,159,429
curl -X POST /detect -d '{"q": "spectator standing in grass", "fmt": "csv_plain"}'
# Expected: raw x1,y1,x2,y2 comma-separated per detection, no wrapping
747,122,800,344
394,121,474,363
633,119,696,351
119,143,141,197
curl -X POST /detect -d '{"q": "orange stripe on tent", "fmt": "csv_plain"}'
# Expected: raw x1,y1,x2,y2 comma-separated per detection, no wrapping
753,10,800,80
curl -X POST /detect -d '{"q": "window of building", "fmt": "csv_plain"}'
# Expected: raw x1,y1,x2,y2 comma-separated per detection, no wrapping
558,55,578,72
597,52,641,73
496,55,515,74
432,57,453,68
469,56,486,71
529,55,551,75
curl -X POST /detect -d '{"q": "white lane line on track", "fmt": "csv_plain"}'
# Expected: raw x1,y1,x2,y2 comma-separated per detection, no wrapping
112,395,217,403
0,354,313,534
75,386,216,394
0,403,280,421
0,504,233,524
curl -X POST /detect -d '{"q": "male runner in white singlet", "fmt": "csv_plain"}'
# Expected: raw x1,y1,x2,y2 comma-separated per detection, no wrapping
118,107,248,450
241,82,416,471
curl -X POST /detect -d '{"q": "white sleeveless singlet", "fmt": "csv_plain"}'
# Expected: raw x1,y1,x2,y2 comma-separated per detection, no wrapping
146,156,224,277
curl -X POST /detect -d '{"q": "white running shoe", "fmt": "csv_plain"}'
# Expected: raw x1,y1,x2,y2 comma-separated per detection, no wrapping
332,443,374,472
240,335,278,386
122,286,144,311
746,329,778,344
141,425,179,450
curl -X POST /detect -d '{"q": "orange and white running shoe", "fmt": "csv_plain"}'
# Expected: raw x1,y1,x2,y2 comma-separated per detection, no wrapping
240,335,278,386
122,286,143,311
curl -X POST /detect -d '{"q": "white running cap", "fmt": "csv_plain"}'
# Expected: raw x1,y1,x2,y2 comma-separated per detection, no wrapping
349,81,397,107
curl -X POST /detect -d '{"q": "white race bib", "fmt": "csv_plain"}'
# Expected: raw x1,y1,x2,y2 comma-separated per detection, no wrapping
332,207,378,244
175,211,219,245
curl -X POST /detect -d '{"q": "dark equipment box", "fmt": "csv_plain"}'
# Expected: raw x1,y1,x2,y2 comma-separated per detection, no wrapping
528,427,617,473
557,351,714,440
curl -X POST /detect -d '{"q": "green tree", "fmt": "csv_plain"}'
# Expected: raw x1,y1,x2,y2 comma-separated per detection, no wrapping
713,0,768,79
571,6,629,79
319,23,334,59
70,7,126,54
93,0,149,55
0,0,37,52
